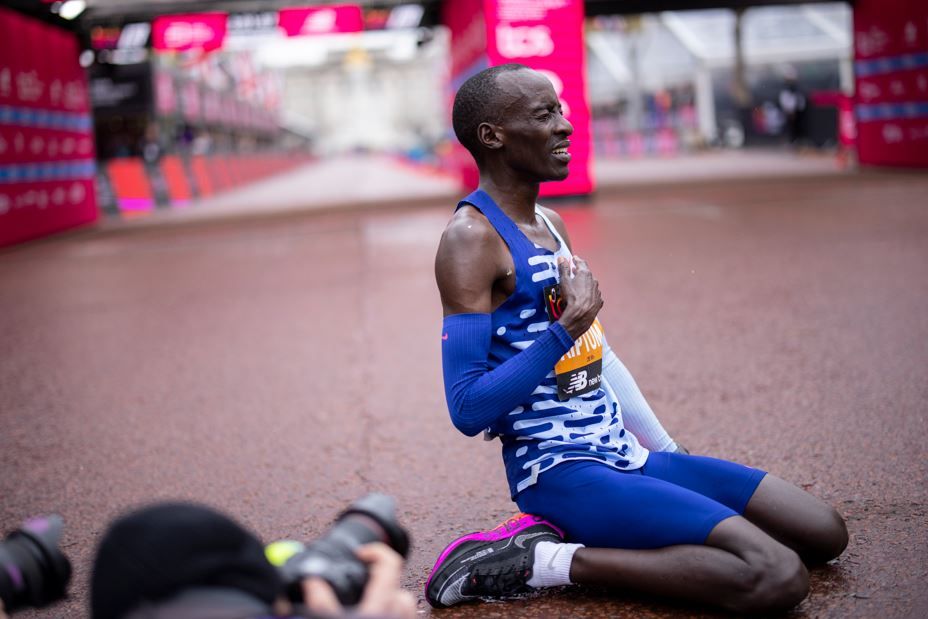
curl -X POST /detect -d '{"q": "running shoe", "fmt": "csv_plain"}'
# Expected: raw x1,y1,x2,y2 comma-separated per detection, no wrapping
425,513,564,608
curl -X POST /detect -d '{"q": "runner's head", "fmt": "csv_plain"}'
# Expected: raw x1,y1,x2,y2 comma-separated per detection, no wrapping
452,64,573,181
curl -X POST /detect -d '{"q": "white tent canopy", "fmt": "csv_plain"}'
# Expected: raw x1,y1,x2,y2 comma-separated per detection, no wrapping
661,4,851,67
586,3,853,140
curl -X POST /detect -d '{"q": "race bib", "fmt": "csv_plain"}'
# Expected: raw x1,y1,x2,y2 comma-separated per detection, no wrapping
543,284,604,400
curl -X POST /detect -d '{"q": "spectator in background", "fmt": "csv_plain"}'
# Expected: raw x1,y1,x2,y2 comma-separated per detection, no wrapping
778,72,807,146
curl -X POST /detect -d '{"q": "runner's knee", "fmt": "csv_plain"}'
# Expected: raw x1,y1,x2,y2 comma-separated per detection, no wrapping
729,546,809,613
812,506,848,563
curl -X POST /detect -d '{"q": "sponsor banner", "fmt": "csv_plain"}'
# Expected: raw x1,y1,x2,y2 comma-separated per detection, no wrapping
0,123,92,164
89,61,153,112
0,179,96,246
441,0,488,191
278,5,363,37
58,27,88,115
152,13,228,52
4,11,31,109
857,116,928,165
226,11,279,39
484,0,594,196
854,1,926,59
856,68,928,105
853,0,928,167
443,0,488,80
26,11,52,110
0,7,98,247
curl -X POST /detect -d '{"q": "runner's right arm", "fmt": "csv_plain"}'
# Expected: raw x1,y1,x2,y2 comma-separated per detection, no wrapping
435,212,601,436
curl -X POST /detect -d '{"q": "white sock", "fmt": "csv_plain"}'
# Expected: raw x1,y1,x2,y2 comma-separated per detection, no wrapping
526,541,583,588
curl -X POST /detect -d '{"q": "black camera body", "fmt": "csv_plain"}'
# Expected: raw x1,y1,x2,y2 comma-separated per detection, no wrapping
0,515,71,614
271,493,410,607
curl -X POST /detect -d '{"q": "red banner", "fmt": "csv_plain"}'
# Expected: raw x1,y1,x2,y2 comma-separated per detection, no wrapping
152,13,228,52
278,5,363,37
444,0,487,81
485,0,594,196
1,7,98,247
443,0,594,196
854,0,928,167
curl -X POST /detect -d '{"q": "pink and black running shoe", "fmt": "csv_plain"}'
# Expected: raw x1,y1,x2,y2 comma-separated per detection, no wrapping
424,513,564,608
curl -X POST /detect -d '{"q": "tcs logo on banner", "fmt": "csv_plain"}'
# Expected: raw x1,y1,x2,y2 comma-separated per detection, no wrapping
495,25,554,58
163,22,220,49
494,26,569,115
300,9,337,34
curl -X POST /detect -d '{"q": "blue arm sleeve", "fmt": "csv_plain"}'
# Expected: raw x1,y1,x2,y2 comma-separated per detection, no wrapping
441,313,575,437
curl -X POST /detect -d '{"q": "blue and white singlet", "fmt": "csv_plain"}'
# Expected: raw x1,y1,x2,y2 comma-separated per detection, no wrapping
458,190,648,498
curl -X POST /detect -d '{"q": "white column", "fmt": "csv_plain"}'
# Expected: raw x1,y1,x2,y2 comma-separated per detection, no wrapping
695,65,717,144
839,57,855,95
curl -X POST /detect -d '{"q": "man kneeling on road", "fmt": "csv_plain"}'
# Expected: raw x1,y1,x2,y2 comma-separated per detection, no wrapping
425,63,848,614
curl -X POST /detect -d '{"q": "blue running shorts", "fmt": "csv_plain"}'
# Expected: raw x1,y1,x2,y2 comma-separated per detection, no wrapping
515,452,767,549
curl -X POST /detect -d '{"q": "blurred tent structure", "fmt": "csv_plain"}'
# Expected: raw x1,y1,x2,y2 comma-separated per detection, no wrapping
586,3,852,150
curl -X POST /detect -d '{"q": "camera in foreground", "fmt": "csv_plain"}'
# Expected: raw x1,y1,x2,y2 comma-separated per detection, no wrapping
267,493,410,606
0,515,71,614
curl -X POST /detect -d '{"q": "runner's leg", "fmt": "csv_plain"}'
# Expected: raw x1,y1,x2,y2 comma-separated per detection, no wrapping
517,460,809,613
569,516,808,613
743,474,848,564
640,451,848,564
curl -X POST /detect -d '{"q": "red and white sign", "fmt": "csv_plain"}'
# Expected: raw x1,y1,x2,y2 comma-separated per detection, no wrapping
278,5,363,37
152,13,228,52
853,0,928,168
443,0,594,196
487,0,593,196
444,0,487,81
0,7,98,247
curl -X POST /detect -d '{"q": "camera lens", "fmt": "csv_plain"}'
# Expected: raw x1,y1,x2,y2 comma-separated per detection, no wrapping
0,515,72,612
269,493,410,607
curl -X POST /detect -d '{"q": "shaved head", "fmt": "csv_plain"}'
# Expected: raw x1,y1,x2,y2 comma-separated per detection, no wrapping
452,63,532,160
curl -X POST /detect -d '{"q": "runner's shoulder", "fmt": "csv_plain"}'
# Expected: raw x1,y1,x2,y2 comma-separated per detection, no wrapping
440,205,501,254
537,204,564,227
537,205,573,250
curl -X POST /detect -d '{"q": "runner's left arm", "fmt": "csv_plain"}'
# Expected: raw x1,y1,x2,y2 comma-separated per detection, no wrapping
601,337,683,452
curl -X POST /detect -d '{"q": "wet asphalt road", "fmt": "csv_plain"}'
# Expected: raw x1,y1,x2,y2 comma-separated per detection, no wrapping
2,171,927,618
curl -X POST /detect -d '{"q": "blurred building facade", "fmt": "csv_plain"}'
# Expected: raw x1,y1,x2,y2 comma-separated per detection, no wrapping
267,28,448,155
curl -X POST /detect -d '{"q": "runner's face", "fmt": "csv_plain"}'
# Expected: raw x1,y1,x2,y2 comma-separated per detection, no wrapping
494,70,573,182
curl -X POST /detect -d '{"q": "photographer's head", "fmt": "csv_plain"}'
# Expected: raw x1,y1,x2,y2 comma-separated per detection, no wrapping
90,500,415,619
91,502,283,619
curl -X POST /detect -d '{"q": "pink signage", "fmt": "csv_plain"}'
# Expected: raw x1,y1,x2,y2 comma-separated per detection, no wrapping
0,7,98,247
152,13,228,52
485,0,593,196
444,0,487,81
853,0,928,167
278,5,363,37
443,0,594,196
